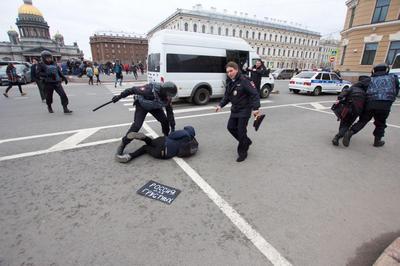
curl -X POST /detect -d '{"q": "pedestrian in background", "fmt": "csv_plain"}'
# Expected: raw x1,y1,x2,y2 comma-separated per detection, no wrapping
113,60,123,88
3,63,26,98
94,65,101,85
86,63,94,85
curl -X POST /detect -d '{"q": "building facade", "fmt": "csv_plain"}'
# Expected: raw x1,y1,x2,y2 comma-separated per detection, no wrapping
148,5,321,70
316,39,340,69
339,0,400,78
0,0,83,62
89,32,148,65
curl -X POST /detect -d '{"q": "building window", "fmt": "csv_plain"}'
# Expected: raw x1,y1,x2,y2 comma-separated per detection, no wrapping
269,34,272,41
372,0,390,23
210,26,214,34
257,47,260,54
184,23,188,31
246,31,249,38
285,36,287,43
225,28,229,36
258,32,261,40
275,35,277,42
233,29,236,37
340,46,347,65
252,32,255,39
278,49,281,56
349,7,356,28
268,48,271,55
239,30,242,37
262,47,265,55
280,36,282,42
264,33,267,40
386,41,400,65
193,24,197,32
294,37,297,44
283,49,286,57
218,27,222,35
273,48,276,56
361,42,378,65
202,25,206,33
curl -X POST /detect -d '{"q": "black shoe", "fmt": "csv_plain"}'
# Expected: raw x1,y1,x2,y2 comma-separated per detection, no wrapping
115,154,132,163
47,105,54,113
373,138,385,147
332,135,340,146
63,107,73,114
342,130,353,147
116,142,127,156
3,93,8,98
236,152,247,162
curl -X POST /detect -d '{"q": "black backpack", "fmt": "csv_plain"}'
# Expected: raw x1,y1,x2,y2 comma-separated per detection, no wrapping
177,138,199,158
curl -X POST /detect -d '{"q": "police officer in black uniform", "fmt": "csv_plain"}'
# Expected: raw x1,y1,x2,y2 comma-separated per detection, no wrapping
248,59,267,93
38,51,72,114
111,82,177,158
216,61,261,162
343,63,399,147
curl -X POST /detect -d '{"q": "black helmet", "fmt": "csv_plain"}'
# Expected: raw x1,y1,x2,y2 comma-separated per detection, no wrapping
160,81,177,97
40,50,52,60
373,63,389,74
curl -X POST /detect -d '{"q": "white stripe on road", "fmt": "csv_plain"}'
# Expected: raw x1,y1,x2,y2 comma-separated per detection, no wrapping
47,128,99,152
310,102,331,110
293,104,400,129
143,122,292,266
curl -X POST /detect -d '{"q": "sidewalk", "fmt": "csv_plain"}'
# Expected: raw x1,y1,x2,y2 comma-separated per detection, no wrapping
374,237,400,266
68,73,147,83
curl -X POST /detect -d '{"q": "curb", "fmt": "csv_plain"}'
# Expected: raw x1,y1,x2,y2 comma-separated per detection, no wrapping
374,237,400,266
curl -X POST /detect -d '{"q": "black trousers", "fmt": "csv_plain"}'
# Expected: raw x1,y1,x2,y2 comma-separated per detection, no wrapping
227,116,251,156
337,114,358,138
36,80,46,100
351,108,391,138
45,83,69,107
128,136,167,160
5,83,23,94
122,103,170,145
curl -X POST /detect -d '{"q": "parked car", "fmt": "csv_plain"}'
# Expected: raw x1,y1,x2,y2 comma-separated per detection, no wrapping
289,71,351,96
0,63,32,86
272,68,295,80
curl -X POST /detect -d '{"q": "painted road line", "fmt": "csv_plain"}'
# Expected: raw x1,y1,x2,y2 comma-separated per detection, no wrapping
310,102,331,110
143,122,292,266
47,128,100,152
293,104,400,129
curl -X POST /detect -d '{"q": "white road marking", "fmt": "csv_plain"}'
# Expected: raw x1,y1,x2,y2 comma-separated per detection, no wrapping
47,128,99,152
310,102,331,110
142,122,292,266
293,105,400,129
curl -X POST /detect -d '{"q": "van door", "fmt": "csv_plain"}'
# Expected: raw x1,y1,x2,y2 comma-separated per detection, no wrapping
226,50,249,73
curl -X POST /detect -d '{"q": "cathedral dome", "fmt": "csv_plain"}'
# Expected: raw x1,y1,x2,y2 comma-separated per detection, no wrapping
18,0,43,17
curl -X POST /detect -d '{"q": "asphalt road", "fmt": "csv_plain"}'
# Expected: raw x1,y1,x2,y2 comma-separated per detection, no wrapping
0,80,399,266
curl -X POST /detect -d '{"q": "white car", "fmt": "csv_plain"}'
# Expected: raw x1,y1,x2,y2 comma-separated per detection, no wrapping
289,71,352,96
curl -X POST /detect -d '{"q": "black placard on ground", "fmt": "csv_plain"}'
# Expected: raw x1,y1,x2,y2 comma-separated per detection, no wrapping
137,180,181,205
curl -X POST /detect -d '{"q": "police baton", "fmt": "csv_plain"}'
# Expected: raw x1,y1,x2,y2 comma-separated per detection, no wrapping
92,100,114,112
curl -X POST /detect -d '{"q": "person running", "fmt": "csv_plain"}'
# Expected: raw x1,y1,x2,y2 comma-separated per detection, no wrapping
3,63,26,98
113,60,123,88
86,63,94,85
94,65,101,85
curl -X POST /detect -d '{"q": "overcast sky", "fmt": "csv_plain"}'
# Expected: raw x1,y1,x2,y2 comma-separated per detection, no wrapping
0,0,347,59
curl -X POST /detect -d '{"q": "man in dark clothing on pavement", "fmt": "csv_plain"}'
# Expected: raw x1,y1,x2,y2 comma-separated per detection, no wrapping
248,59,267,93
343,63,399,147
216,61,261,162
111,82,177,159
115,126,198,163
31,58,46,102
332,75,370,146
37,51,72,114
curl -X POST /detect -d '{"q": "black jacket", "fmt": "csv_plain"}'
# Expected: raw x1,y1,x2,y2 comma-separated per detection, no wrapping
249,65,267,90
30,64,38,82
366,71,400,110
120,83,175,129
220,74,261,118
338,77,370,115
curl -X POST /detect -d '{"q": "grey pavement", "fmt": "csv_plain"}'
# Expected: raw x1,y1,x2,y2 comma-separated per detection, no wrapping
0,80,399,266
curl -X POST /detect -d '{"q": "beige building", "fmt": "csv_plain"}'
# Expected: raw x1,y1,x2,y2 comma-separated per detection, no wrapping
339,0,400,79
148,5,321,70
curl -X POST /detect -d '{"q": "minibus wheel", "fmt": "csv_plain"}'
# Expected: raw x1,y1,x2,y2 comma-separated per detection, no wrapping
193,87,210,105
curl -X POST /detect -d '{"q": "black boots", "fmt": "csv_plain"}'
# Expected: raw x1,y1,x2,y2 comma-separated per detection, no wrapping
63,106,73,114
236,152,247,162
373,137,385,147
342,130,353,147
116,141,127,156
47,105,54,113
332,135,341,146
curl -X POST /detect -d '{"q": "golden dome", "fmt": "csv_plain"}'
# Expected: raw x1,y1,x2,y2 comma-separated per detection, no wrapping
18,2,43,17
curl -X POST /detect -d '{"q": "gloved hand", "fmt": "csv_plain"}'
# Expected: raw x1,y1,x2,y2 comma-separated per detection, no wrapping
112,95,122,103
64,79,68,85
